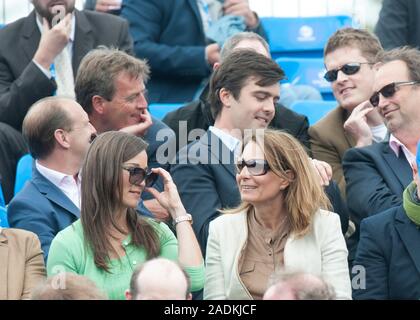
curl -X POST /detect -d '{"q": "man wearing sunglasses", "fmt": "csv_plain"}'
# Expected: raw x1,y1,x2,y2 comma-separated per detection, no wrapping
309,28,386,198
343,47,420,261
7,97,97,261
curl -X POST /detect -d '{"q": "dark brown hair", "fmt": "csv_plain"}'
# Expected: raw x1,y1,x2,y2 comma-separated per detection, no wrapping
81,131,159,271
208,50,285,119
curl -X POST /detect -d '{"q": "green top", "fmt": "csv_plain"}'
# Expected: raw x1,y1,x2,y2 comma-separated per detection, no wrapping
47,219,205,300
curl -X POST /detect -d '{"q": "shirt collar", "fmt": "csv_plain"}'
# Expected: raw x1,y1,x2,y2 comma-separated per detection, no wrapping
209,126,240,153
389,134,415,166
36,161,80,187
35,13,76,42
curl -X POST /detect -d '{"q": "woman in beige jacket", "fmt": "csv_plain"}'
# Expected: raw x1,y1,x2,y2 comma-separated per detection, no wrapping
0,227,46,299
204,130,351,300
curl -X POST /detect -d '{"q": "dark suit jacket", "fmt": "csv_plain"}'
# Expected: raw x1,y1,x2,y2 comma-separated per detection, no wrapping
162,86,310,153
353,205,420,299
0,9,133,131
7,167,80,261
375,0,420,50
172,131,348,256
121,0,266,103
343,141,412,262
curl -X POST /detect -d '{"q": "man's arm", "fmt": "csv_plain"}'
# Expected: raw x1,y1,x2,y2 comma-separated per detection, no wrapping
374,0,409,49
343,147,403,227
171,159,222,257
121,0,211,78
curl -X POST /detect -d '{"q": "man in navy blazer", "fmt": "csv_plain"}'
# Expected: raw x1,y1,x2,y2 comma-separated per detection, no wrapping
8,97,97,261
120,0,266,103
343,47,420,262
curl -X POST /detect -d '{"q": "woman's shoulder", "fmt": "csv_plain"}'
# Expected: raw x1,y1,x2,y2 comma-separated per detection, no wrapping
311,209,342,234
211,210,247,228
53,219,84,244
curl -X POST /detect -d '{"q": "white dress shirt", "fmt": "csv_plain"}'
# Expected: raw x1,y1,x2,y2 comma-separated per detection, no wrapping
36,161,81,209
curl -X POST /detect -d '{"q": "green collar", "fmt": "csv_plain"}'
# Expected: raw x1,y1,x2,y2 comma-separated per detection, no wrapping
403,182,420,226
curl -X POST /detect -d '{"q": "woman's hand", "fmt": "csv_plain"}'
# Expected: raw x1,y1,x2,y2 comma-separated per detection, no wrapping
145,168,186,219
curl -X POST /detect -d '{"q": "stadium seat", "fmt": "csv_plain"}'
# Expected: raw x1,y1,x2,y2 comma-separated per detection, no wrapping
290,100,337,125
0,206,8,228
261,15,354,59
14,154,33,196
276,57,334,100
0,183,5,207
148,103,184,120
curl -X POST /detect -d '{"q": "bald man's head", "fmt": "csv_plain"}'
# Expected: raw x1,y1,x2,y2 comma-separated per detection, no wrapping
127,258,191,300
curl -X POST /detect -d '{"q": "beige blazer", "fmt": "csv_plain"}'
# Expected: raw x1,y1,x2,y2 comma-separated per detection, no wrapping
204,209,352,300
308,106,356,197
0,228,46,300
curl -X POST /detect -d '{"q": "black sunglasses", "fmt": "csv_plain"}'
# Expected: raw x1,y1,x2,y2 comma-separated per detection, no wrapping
236,159,270,176
369,81,420,107
122,166,158,187
324,62,373,82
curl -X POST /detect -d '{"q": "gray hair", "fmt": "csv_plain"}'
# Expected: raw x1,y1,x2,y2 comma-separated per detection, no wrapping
220,32,270,61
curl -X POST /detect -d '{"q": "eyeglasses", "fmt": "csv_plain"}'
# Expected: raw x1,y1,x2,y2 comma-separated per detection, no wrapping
236,159,270,176
122,166,158,187
369,81,420,107
324,62,373,82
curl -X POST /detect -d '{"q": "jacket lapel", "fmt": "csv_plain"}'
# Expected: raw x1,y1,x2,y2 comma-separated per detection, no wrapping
20,11,41,63
202,131,237,178
395,206,420,276
0,232,9,299
382,144,412,188
72,10,93,77
32,168,80,219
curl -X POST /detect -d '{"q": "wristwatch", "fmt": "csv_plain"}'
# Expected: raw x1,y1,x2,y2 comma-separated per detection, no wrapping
173,214,193,226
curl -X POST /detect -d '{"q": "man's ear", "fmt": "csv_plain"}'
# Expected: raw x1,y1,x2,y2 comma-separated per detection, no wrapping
92,95,106,114
54,128,70,149
125,290,132,300
219,88,232,108
213,62,221,71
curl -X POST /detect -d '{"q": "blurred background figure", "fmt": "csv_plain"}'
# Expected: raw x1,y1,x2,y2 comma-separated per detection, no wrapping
126,258,192,300
263,270,336,300
32,273,107,300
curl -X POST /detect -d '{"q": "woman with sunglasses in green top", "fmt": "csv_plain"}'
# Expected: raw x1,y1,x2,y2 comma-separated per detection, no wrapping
204,129,351,300
47,131,204,300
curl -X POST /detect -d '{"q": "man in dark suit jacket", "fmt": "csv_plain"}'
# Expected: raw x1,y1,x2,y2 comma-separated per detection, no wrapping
163,31,310,154
353,177,420,299
121,0,266,103
343,47,420,263
375,0,420,50
7,97,96,261
0,1,133,203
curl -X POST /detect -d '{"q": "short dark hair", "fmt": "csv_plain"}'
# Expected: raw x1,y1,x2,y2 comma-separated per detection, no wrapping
208,50,285,119
22,97,74,159
75,47,150,114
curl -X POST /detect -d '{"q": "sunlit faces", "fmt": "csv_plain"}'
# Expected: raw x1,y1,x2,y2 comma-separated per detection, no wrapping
224,78,279,131
32,0,76,23
102,72,148,131
236,141,290,205
373,60,420,133
324,46,375,111
120,151,148,209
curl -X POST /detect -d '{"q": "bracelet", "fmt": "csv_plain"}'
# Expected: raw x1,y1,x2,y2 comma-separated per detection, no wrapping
173,213,193,226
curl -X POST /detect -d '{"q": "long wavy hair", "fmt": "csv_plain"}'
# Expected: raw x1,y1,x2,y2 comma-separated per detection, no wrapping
81,131,159,271
224,129,331,237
